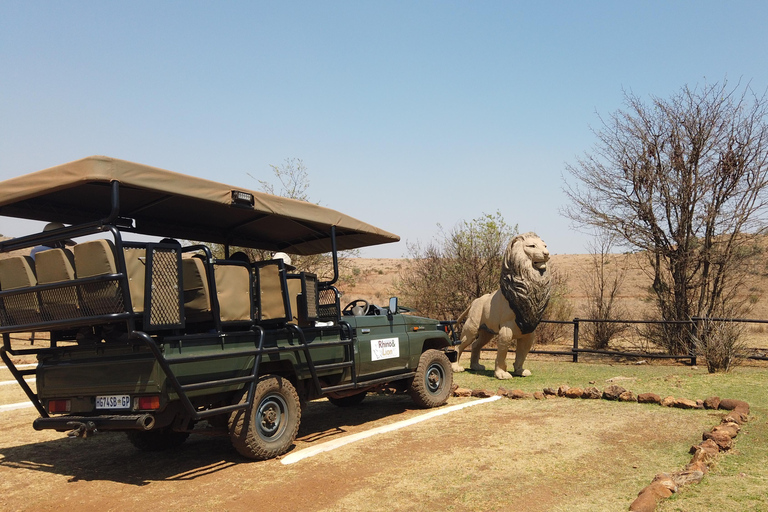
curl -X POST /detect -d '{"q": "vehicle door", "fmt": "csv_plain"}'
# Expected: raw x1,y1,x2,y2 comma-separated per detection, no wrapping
354,308,410,377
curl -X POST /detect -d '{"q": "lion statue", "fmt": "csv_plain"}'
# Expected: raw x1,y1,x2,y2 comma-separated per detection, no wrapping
451,232,551,379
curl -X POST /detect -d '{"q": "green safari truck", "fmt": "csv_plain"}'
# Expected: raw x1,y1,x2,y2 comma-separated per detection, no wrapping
0,156,457,460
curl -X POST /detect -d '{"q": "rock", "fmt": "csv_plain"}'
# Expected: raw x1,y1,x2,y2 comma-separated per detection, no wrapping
703,430,733,451
718,399,750,415
453,387,472,397
651,473,678,493
685,459,709,474
723,410,748,425
471,389,495,398
688,440,719,468
634,360,648,365
557,385,570,397
660,396,676,407
507,389,527,399
496,387,511,397
602,384,627,400
703,396,721,410
674,398,698,409
533,391,545,400
619,391,638,402
712,422,740,438
696,399,705,409
565,387,584,399
671,469,704,486
629,481,674,512
581,386,602,399
542,387,558,396
638,392,662,404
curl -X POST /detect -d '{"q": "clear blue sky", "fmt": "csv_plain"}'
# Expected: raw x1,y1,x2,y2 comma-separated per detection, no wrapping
2,1,767,257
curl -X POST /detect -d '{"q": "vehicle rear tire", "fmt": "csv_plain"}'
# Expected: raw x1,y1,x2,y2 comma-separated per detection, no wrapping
228,375,301,460
126,427,190,451
328,392,367,407
410,349,453,408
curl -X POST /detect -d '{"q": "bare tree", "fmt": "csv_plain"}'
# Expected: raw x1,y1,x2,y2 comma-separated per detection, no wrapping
251,158,310,202
563,81,768,358
580,234,628,350
238,158,356,280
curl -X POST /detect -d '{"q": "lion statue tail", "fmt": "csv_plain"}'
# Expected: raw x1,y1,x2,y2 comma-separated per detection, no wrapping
456,304,471,325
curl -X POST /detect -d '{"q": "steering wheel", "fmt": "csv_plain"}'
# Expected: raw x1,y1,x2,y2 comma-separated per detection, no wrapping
342,299,370,316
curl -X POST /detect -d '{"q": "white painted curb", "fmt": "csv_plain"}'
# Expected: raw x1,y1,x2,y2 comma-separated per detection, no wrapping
0,402,34,413
0,378,35,387
281,395,502,465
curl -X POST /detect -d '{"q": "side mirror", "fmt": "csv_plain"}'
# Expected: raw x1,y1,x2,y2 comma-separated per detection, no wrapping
388,297,398,319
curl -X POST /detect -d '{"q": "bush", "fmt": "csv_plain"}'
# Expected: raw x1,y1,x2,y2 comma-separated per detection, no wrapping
693,318,747,373
536,266,573,345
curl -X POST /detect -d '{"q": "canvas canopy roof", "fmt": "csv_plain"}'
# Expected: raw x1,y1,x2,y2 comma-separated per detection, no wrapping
0,156,399,255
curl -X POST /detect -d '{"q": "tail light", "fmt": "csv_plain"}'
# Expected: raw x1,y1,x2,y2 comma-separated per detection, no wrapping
137,396,160,410
48,399,71,413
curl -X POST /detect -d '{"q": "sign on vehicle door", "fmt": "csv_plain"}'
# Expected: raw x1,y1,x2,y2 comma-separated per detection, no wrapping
371,337,400,361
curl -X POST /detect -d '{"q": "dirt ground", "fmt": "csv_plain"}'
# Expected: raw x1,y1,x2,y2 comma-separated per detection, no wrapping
0,366,715,512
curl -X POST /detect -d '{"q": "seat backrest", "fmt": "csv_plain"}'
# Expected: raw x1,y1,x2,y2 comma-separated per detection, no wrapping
214,263,252,323
35,248,76,284
74,239,117,277
182,257,212,321
35,248,79,319
0,256,37,290
0,256,41,325
73,239,124,316
286,276,302,324
286,273,320,326
255,259,290,323
123,247,146,314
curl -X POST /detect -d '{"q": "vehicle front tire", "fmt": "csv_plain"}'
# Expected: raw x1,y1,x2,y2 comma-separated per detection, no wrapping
126,427,190,451
409,349,453,408
228,375,301,460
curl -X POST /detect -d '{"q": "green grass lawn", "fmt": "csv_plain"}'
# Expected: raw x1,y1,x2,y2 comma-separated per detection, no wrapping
453,357,768,511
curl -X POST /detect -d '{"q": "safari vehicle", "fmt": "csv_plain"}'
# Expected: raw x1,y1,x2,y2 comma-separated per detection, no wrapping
0,156,457,460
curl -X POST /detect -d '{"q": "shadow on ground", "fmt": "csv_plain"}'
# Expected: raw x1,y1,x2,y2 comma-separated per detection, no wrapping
0,393,420,486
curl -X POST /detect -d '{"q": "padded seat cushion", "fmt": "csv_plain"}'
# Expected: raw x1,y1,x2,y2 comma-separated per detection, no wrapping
74,239,117,278
214,264,252,322
182,257,212,317
0,256,37,289
35,248,76,284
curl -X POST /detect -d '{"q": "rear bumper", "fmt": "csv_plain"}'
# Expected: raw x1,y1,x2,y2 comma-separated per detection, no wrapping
33,413,155,432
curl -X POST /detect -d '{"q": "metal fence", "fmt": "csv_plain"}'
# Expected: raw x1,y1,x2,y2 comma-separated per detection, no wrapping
529,317,768,364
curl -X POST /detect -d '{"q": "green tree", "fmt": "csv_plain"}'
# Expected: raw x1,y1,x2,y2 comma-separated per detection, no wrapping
395,212,516,320
563,81,768,366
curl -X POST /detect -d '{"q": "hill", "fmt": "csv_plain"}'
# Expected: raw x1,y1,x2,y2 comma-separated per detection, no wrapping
338,253,768,321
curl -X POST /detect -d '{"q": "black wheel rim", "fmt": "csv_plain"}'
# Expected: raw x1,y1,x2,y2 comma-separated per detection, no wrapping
256,393,288,441
425,362,444,395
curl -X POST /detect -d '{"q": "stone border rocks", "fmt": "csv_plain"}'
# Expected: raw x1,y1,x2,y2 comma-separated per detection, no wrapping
451,384,750,511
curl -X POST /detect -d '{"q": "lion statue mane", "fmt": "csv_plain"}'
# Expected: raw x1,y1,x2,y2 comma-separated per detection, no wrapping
451,232,552,379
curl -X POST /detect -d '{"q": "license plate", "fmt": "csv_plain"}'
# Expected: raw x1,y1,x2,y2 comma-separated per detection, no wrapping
95,395,131,409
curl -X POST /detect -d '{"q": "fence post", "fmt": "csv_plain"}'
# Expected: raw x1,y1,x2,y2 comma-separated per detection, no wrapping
572,318,579,363
690,317,698,367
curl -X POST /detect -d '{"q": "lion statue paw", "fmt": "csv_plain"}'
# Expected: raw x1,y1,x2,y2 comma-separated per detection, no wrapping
469,362,486,371
451,363,465,373
495,369,514,379
512,369,532,377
